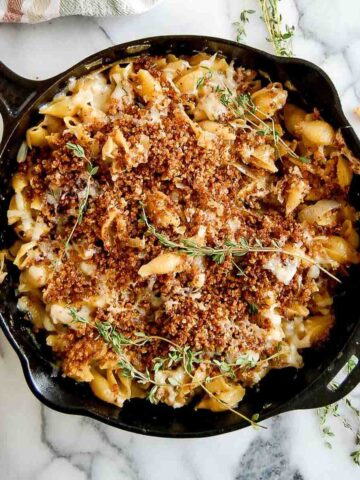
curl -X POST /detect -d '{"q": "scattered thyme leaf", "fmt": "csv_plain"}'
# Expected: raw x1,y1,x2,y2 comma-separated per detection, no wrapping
299,156,311,164
66,142,86,158
147,385,159,404
233,9,255,43
68,307,89,324
317,383,360,465
251,413,260,422
322,426,335,437
351,449,360,466
196,69,213,89
247,301,259,315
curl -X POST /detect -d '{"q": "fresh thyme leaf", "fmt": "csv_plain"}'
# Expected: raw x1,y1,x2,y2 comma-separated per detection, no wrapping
196,77,205,89
167,347,183,367
153,357,165,373
237,92,253,108
322,426,335,437
96,321,150,349
235,353,258,368
212,352,257,379
212,251,226,264
213,359,236,378
271,239,281,248
66,142,86,158
68,307,89,324
88,165,99,175
147,385,159,404
220,93,231,106
351,449,360,466
196,69,213,89
298,156,311,164
233,9,255,43
183,347,203,372
256,129,267,137
239,237,249,249
135,331,147,338
118,359,134,378
247,301,259,315
241,9,255,22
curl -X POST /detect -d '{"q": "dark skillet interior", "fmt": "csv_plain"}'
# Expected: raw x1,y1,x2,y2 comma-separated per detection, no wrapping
1,36,360,438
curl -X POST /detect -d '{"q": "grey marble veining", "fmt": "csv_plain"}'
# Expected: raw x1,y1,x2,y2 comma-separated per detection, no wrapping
1,1,360,479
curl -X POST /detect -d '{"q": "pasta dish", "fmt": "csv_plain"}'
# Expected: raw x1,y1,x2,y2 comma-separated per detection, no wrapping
2,53,360,420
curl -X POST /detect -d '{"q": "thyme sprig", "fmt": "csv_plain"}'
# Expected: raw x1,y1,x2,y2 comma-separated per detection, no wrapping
233,9,255,43
317,357,360,465
196,66,213,89
352,433,360,466
95,321,260,425
179,342,263,428
215,88,310,165
68,309,265,426
63,142,98,252
258,0,295,57
140,203,340,283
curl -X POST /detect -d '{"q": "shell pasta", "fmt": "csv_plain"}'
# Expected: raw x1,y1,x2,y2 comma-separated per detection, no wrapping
3,53,360,417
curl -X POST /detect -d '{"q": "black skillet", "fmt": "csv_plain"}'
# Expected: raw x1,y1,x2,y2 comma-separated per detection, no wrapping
1,36,360,438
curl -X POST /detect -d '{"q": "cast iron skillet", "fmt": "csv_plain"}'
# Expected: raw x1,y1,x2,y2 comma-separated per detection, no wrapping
1,35,360,438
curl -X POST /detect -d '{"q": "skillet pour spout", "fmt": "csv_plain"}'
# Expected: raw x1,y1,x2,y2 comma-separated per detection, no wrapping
0,36,360,438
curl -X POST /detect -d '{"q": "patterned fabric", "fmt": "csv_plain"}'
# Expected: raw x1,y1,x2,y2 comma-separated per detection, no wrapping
0,0,161,22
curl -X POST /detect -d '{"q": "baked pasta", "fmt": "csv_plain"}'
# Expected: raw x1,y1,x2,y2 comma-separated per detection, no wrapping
3,53,360,418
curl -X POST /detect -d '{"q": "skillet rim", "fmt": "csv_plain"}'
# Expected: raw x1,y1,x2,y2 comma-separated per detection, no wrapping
1,34,360,438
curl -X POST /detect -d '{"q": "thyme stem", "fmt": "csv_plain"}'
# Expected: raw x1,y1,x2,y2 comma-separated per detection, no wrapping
62,143,98,254
216,89,310,165
258,0,295,57
140,204,340,283
69,310,272,425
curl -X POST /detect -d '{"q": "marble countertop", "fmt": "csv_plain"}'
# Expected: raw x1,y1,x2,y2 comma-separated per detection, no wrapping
1,0,360,479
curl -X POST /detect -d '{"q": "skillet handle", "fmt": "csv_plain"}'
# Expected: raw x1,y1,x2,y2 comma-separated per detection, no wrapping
0,62,40,151
291,350,360,410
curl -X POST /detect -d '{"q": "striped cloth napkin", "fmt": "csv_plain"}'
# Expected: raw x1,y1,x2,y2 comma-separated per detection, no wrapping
0,0,162,22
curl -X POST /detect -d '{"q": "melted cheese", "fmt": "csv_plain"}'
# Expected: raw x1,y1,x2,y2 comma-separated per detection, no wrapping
264,256,299,285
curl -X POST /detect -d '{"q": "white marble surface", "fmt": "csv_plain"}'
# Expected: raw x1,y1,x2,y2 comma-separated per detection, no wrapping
1,1,360,479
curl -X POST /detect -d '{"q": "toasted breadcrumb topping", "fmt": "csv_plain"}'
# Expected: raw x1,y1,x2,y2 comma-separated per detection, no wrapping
8,54,360,410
